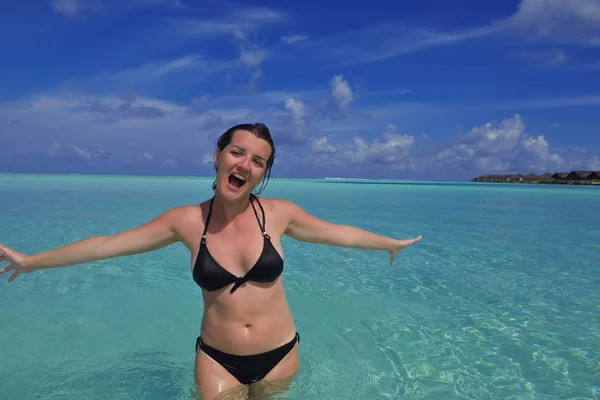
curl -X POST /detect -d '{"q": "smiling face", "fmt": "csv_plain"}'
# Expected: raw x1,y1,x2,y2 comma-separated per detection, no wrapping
213,129,274,199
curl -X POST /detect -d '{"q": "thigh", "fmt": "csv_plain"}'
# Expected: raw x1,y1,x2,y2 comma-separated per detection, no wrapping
249,343,300,399
248,375,297,400
194,350,248,400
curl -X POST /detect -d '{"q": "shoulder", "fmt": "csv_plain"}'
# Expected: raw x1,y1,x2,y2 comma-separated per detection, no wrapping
159,203,206,228
254,196,304,220
254,196,292,210
163,204,203,218
157,203,208,250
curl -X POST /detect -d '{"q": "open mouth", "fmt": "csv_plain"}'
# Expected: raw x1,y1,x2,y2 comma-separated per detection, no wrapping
228,173,246,189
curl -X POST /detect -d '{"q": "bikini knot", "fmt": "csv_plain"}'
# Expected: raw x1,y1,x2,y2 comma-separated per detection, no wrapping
230,276,247,293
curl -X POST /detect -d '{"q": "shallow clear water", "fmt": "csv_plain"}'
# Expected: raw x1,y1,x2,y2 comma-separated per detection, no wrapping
1,174,599,399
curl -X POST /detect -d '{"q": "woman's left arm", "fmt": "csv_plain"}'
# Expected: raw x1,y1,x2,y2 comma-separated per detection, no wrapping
278,199,422,264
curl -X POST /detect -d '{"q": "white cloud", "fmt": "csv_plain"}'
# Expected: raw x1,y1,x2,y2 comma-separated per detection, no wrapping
297,113,593,178
240,49,267,68
86,55,232,90
458,114,525,156
144,56,211,78
310,24,491,67
169,6,286,40
281,34,308,44
497,0,600,45
518,49,570,65
521,135,562,162
237,44,268,86
429,114,568,173
500,95,600,109
308,124,415,169
46,142,62,156
330,75,354,113
237,7,287,24
1,70,597,178
68,145,92,159
171,19,244,38
202,154,214,165
350,131,414,165
431,117,523,172
588,156,600,169
0,91,215,159
51,0,182,19
43,141,111,162
302,0,600,68
222,21,274,94
161,157,178,167
277,98,311,144
311,136,336,153
284,98,306,119
52,0,81,16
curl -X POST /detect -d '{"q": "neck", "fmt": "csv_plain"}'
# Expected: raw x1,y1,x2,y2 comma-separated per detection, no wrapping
213,191,252,223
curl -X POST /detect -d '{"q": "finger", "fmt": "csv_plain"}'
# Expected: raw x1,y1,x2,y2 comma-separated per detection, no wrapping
8,271,19,283
400,236,422,247
0,265,13,275
390,250,398,265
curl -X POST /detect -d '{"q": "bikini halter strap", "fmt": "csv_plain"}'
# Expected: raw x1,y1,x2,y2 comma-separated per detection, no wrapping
201,195,270,242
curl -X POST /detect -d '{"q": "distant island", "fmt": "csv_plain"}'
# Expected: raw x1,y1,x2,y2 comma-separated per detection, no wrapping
472,170,600,185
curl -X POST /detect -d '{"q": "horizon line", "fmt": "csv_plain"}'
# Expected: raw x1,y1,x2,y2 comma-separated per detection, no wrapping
0,171,471,183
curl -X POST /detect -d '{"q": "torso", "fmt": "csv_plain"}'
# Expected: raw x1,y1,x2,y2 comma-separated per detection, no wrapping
174,195,296,355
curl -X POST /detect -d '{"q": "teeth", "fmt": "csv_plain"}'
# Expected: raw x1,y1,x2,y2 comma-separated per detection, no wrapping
233,174,246,182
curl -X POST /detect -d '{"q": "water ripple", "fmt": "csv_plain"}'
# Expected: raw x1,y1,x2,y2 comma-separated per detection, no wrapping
1,175,600,400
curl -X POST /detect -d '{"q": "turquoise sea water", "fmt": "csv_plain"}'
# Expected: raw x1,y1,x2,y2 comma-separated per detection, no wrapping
1,174,599,400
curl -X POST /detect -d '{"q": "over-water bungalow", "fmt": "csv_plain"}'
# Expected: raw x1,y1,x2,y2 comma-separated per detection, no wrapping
552,172,570,180
522,173,553,182
566,171,600,180
472,171,599,185
473,174,523,182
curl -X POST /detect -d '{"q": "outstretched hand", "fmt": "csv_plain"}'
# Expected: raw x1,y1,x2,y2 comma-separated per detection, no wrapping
388,235,422,265
0,244,30,283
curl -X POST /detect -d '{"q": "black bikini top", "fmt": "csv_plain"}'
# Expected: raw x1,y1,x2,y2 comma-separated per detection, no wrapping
192,194,284,293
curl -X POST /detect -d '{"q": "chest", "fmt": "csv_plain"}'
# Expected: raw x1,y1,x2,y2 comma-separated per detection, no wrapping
187,200,285,277
204,226,268,273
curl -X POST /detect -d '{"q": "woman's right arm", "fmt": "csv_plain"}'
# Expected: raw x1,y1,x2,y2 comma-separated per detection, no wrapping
1,206,189,275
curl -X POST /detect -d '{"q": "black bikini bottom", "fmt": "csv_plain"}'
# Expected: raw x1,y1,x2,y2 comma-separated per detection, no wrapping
195,332,300,385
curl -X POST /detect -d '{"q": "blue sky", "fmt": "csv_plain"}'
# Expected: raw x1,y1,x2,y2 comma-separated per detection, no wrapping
1,0,599,180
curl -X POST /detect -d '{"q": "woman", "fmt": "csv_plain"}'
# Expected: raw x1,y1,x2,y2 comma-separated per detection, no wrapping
0,123,422,400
